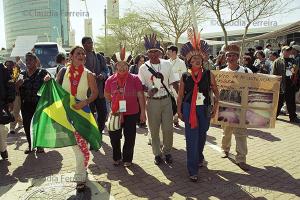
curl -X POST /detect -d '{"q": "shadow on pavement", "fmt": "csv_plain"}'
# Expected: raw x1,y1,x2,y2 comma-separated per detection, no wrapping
247,129,281,142
0,150,63,198
215,165,300,198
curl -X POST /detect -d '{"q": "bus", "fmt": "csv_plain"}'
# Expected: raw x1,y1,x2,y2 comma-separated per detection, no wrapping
33,42,66,75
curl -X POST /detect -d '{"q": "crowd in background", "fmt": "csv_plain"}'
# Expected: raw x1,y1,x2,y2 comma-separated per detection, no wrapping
1,36,300,186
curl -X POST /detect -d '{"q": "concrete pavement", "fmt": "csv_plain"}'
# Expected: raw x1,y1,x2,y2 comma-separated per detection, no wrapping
0,110,299,200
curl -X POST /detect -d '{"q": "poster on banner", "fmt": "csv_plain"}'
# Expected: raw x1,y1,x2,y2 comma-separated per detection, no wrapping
211,71,281,128
10,35,38,57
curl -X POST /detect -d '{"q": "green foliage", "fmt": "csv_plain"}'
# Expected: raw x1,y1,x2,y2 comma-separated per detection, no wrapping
95,12,163,57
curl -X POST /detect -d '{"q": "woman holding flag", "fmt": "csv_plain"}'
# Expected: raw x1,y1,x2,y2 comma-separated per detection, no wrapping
104,48,146,167
177,29,219,182
56,46,98,192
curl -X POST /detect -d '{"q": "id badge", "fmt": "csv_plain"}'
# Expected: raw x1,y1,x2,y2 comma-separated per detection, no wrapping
119,100,127,112
196,92,205,105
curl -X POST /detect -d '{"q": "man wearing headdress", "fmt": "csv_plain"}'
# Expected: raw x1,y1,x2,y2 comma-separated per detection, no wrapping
220,44,252,171
138,34,179,165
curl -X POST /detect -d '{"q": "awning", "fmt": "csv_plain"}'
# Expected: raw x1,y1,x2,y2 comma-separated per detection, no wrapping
234,20,300,44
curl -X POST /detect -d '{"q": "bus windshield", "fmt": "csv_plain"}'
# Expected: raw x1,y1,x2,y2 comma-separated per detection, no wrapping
34,44,59,69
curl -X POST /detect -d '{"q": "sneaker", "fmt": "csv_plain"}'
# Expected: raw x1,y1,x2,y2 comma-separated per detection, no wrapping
1,150,8,160
123,162,132,167
24,148,33,154
189,175,198,182
154,156,163,165
165,154,173,164
221,151,229,158
76,182,86,193
238,162,250,171
290,117,300,123
36,147,45,153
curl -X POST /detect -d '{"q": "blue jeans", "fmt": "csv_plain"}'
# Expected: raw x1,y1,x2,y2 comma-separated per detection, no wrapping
183,102,210,176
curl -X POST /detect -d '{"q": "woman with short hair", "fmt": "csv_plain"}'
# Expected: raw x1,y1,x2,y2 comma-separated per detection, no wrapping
104,48,146,167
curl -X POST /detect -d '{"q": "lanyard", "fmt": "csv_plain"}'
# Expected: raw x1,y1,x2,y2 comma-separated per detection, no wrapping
117,80,127,99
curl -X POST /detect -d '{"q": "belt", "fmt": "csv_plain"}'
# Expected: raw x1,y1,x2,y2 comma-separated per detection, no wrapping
148,95,169,100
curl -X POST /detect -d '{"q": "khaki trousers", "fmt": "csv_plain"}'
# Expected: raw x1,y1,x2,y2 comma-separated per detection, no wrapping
0,125,9,152
221,126,248,163
10,95,22,131
147,97,173,156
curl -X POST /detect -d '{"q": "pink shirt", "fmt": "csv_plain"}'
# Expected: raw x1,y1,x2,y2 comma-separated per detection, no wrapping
105,73,143,115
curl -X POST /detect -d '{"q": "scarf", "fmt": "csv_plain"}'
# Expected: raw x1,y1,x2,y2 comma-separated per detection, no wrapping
189,67,203,129
111,72,129,113
69,64,84,96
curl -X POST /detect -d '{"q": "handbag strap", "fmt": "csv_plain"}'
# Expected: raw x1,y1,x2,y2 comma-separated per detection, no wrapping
145,63,173,98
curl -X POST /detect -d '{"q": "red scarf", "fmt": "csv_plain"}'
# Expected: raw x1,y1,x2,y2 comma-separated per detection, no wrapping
69,64,84,96
189,67,203,129
111,72,129,113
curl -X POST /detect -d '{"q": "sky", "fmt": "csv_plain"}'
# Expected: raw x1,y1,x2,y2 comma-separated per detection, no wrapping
0,0,300,49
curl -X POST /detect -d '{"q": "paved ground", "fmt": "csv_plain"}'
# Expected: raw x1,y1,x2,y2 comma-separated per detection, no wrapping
0,108,300,200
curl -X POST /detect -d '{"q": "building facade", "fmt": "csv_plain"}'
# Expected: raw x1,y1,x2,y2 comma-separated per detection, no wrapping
107,0,119,24
3,0,69,49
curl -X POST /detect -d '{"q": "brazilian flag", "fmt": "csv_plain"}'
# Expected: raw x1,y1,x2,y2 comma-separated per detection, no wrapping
31,79,102,150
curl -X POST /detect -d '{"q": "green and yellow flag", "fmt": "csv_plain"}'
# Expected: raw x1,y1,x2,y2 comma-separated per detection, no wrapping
31,79,102,150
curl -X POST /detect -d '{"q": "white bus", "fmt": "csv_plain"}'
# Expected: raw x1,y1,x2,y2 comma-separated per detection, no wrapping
33,42,66,75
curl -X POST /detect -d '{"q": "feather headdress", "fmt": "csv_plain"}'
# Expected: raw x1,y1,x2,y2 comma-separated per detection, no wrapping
144,33,161,52
180,27,209,62
112,47,132,64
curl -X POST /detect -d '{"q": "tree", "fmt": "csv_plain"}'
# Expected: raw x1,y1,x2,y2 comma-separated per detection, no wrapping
95,35,120,57
95,12,160,57
201,0,246,47
239,0,296,57
143,0,206,45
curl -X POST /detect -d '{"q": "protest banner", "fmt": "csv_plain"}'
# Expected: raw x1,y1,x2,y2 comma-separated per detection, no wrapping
211,71,281,128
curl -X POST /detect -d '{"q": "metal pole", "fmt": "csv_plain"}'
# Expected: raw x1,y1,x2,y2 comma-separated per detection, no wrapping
190,0,198,33
84,0,89,18
60,0,64,45
104,6,107,52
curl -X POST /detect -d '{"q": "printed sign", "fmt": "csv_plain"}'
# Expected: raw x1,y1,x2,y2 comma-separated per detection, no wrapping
211,71,281,128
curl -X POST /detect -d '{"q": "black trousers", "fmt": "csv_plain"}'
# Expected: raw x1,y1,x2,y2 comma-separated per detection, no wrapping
21,102,37,148
277,77,297,120
90,97,107,133
108,113,138,162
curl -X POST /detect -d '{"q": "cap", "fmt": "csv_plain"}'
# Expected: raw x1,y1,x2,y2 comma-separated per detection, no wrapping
224,44,240,55
292,45,300,52
281,46,292,51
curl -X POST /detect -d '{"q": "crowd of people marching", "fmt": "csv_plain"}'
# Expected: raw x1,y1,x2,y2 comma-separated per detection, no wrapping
1,30,300,191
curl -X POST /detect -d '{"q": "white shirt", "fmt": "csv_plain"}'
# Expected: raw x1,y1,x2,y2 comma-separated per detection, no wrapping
138,59,178,98
221,65,253,73
264,48,271,58
169,56,187,80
